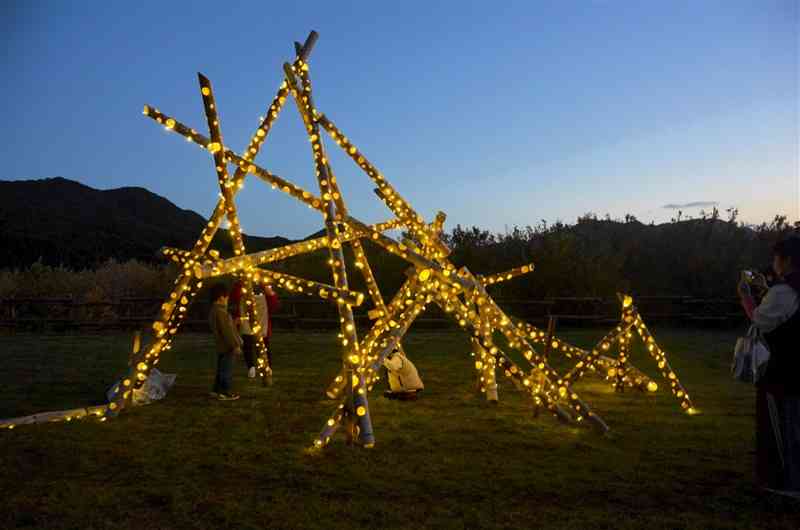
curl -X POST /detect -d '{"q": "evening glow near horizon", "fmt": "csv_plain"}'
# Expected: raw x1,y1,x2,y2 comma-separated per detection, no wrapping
1,1,797,239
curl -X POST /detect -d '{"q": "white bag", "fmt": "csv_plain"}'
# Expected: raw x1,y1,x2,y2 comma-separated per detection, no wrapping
732,325,770,383
106,368,177,405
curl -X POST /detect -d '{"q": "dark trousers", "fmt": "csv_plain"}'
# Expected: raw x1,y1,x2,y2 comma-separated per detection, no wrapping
242,334,255,369
213,352,234,394
756,386,800,490
243,334,272,370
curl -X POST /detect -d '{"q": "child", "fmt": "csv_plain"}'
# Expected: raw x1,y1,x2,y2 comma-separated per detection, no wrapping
383,348,424,400
208,283,242,400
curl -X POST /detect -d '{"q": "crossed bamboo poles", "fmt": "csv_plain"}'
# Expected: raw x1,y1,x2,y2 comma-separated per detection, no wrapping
0,31,697,442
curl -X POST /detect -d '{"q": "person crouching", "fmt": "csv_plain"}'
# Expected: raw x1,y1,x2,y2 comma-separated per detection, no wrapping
209,283,242,401
383,348,424,400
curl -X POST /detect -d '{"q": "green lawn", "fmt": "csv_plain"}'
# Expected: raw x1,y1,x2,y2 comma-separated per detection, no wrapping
0,327,796,529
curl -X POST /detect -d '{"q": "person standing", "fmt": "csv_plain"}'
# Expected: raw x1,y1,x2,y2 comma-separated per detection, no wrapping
254,283,280,374
229,280,258,378
208,283,242,401
738,236,800,496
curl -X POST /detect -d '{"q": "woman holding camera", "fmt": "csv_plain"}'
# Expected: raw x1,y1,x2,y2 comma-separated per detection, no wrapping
738,237,800,496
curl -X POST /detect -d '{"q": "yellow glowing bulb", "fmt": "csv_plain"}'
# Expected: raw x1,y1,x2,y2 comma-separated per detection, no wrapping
356,406,366,416
647,381,658,392
622,295,633,308
201,86,211,96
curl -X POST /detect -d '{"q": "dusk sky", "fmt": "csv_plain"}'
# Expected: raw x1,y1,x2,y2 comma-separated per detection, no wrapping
2,1,797,239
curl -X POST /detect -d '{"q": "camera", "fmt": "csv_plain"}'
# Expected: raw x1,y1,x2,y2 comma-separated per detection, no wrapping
741,270,767,290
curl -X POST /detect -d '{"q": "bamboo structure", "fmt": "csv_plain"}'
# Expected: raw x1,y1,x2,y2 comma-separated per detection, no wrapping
0,31,699,445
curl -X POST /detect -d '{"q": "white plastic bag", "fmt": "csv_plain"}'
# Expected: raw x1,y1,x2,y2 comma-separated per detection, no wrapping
106,369,176,405
732,325,770,383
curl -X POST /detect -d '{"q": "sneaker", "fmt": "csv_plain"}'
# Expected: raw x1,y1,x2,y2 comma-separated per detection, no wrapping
217,393,240,401
248,367,256,379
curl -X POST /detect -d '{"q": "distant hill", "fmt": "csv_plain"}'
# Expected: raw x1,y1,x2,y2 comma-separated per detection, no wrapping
0,177,293,269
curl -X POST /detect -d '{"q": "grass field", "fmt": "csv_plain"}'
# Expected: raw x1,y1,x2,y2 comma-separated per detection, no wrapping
0,327,797,529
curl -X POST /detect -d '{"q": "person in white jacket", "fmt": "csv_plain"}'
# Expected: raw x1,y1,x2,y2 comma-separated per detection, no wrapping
383,348,424,400
738,236,800,497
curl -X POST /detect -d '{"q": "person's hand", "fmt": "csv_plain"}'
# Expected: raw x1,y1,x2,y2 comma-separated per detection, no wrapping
264,285,275,296
233,347,242,357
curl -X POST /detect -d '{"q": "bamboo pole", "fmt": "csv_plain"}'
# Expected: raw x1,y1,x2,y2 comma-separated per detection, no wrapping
316,114,450,258
344,216,472,290
198,73,274,384
477,262,537,287
314,280,430,449
283,61,373,446
113,33,322,404
143,106,324,213
626,300,696,413
431,290,577,425
249,268,364,306
473,298,498,403
447,273,610,433
191,218,403,279
0,405,109,429
512,318,655,392
325,275,420,399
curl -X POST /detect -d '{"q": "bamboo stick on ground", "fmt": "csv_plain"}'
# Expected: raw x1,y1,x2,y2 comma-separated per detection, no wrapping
1,405,109,429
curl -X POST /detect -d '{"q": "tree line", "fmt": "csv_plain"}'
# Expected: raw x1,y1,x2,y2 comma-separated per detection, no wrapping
1,213,797,304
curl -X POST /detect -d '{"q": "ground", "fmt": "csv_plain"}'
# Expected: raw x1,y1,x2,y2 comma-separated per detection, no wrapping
0,327,797,529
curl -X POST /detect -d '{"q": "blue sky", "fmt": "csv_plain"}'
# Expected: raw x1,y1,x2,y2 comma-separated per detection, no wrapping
2,1,797,238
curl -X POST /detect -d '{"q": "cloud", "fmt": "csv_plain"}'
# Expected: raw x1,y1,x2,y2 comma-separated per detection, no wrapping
662,201,719,210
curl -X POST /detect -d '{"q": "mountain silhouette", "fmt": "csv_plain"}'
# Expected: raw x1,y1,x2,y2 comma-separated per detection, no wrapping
0,177,294,269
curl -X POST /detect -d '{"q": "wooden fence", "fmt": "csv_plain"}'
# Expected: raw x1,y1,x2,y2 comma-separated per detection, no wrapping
0,295,746,332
